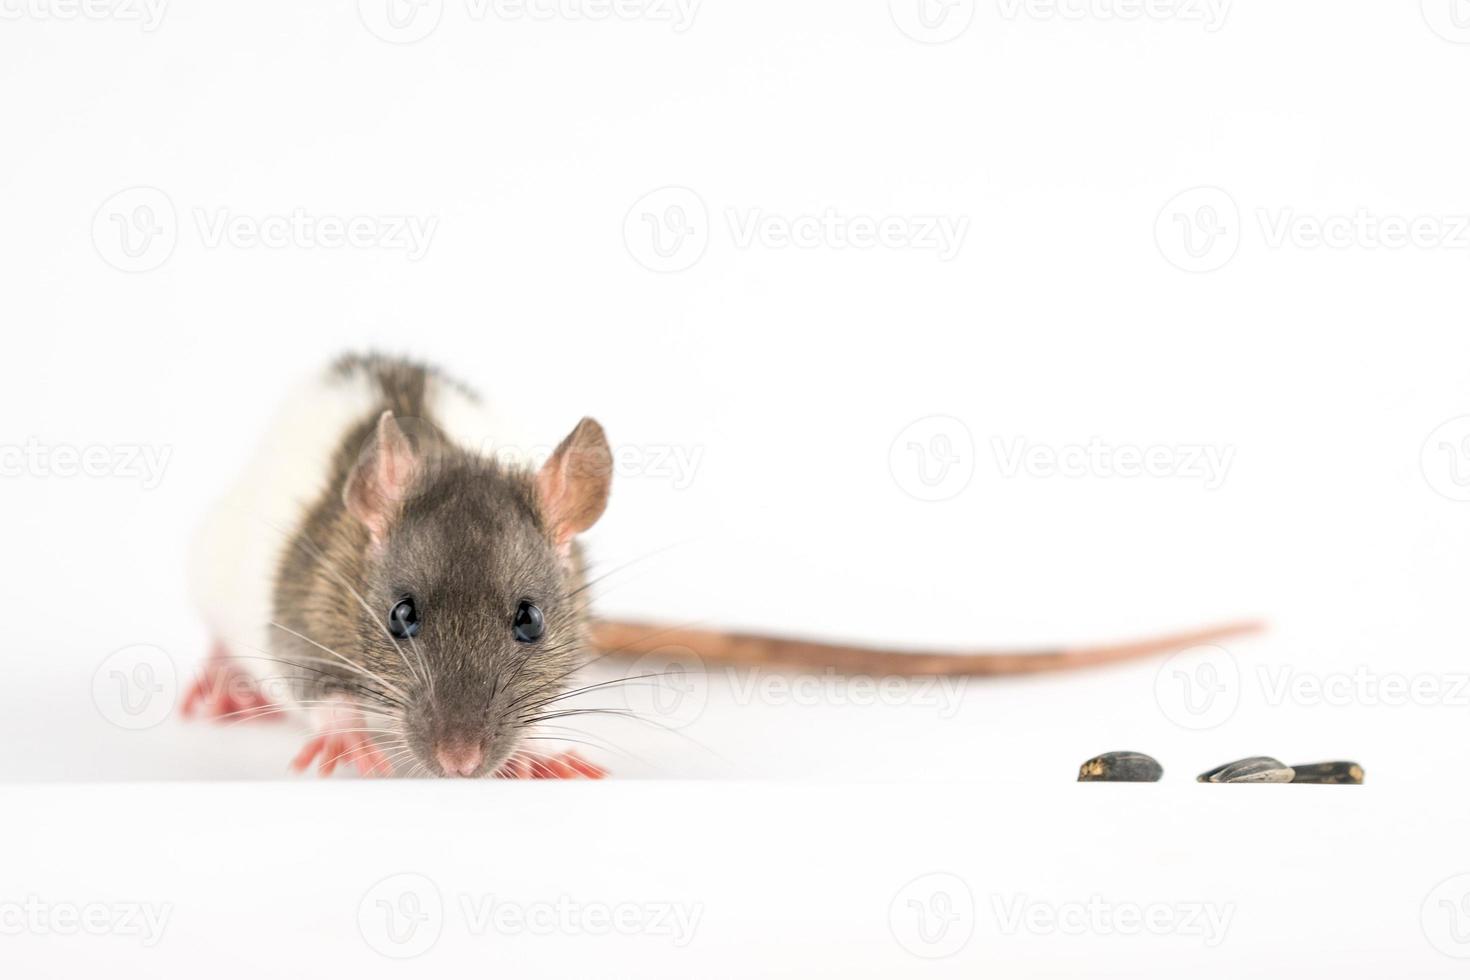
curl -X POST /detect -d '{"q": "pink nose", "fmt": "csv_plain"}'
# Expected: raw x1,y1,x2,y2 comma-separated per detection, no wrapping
435,743,484,777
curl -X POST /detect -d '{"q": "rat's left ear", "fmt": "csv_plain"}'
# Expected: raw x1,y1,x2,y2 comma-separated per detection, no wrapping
535,417,612,549
343,410,420,545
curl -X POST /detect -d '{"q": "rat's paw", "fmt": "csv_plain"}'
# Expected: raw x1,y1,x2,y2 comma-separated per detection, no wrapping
290,730,392,777
495,750,607,780
181,644,281,723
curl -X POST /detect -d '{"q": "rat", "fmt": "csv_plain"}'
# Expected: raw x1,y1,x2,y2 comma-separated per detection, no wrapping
186,352,1261,778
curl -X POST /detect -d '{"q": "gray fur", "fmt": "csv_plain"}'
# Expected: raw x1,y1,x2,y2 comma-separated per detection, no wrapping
273,354,592,777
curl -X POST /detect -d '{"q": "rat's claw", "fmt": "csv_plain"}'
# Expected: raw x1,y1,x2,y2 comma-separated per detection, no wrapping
495,750,606,780
290,731,392,777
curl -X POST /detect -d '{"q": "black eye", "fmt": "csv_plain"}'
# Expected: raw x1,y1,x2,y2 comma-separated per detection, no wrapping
388,597,420,639
512,600,544,643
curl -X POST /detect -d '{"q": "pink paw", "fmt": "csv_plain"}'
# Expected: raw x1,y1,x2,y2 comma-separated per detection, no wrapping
181,645,280,722
290,730,392,777
495,751,606,780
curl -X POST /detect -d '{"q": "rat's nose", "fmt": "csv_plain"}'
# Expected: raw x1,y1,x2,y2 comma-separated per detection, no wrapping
435,742,484,777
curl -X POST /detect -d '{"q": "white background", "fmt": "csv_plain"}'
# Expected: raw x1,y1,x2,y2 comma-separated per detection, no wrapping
3,0,1470,975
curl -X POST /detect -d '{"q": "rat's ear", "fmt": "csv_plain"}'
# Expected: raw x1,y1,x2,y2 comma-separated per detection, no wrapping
535,417,612,549
343,410,419,544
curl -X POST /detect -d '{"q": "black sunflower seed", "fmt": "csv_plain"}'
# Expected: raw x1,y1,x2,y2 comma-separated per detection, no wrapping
1078,751,1163,782
1288,761,1364,785
1197,756,1295,783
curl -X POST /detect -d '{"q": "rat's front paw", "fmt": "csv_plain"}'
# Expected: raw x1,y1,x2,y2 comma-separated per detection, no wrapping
290,730,392,777
181,642,281,723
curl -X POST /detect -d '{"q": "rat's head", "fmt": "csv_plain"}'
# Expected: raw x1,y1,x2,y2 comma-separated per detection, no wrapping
340,411,612,777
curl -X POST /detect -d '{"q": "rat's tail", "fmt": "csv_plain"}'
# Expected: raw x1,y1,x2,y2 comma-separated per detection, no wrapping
587,620,1264,677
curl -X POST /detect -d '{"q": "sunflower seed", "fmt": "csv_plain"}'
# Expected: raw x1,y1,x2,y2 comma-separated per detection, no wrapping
1288,761,1364,785
1197,756,1295,783
1078,751,1163,782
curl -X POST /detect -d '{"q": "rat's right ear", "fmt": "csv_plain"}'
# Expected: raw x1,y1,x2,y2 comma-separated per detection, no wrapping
343,410,419,544
535,417,612,552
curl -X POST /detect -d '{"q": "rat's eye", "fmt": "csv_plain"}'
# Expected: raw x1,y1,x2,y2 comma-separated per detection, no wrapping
388,597,420,639
512,600,544,643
